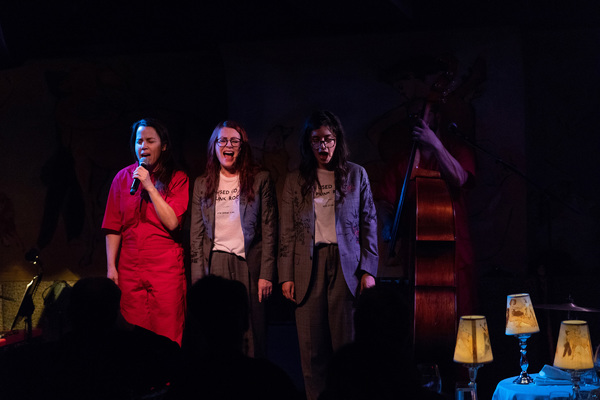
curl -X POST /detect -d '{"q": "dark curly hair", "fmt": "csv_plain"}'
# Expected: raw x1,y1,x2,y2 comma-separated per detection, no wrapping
299,110,349,202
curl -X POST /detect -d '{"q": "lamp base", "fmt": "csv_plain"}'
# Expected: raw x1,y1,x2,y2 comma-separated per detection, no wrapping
567,369,584,400
513,372,535,385
457,364,484,400
512,333,535,385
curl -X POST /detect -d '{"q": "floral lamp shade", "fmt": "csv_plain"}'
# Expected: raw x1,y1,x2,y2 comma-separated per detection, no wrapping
506,293,540,335
454,315,493,364
553,320,594,370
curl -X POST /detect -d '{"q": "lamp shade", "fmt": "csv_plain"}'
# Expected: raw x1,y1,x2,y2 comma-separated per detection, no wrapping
505,293,540,335
553,320,594,370
454,315,493,364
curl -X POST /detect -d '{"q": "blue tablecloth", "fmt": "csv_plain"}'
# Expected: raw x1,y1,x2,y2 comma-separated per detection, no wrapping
492,374,598,400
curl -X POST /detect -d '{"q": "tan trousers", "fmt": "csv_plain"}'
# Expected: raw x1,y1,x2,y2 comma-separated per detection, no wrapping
295,244,354,400
209,250,267,358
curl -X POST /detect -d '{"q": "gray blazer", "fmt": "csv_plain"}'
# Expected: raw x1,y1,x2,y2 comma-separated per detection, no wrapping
278,162,379,303
190,170,278,284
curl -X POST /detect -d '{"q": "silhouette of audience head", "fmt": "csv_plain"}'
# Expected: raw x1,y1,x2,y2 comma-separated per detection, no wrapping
174,275,302,400
320,284,426,400
68,276,121,334
353,282,412,352
184,274,249,353
1,277,180,400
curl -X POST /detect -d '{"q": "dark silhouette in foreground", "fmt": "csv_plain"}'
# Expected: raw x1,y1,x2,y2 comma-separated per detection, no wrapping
169,275,301,400
0,277,179,400
319,283,450,400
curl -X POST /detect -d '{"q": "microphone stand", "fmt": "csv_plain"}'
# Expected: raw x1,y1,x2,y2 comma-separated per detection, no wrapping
12,250,44,342
447,124,582,215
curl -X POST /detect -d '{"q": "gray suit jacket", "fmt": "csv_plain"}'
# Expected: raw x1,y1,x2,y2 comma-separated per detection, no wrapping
190,170,278,284
278,162,379,303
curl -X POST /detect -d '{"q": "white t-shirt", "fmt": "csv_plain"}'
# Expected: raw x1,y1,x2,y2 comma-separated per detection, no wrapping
213,172,245,258
314,169,337,245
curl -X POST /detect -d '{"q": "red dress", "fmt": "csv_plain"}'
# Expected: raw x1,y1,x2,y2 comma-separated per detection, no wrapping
102,163,189,344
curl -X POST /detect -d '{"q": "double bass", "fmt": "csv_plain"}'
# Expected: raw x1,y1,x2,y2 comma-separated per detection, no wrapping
388,64,458,363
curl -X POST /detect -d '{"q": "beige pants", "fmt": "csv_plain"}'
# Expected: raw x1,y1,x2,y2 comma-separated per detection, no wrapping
295,244,354,400
209,250,266,358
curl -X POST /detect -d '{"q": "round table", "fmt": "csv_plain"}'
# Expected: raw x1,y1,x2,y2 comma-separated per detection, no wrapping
492,374,598,400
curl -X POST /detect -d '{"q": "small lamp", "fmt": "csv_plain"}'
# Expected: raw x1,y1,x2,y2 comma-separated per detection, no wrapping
454,315,493,400
505,293,540,384
553,320,594,400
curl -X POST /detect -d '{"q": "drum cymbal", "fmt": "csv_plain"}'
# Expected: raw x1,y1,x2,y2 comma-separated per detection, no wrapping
535,302,600,312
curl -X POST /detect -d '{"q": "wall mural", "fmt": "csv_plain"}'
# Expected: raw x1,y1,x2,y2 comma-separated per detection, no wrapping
0,53,219,282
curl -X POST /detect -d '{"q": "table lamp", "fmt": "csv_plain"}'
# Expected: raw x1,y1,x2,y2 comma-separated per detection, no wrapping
505,293,540,384
553,320,594,400
454,315,493,400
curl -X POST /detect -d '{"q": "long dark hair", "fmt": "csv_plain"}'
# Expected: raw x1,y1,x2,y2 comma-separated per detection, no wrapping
202,120,257,202
129,118,176,195
299,110,349,202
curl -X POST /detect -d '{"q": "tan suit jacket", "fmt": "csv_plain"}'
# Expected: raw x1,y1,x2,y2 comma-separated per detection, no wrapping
278,162,378,303
190,170,278,284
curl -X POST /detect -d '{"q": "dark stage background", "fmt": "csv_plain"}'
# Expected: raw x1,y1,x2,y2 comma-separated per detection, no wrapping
1,1,599,398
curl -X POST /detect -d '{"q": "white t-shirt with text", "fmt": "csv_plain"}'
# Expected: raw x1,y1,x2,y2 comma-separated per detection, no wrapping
213,172,245,258
314,169,337,245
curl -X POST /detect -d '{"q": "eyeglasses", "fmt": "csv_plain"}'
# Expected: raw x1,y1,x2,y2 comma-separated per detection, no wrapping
216,137,242,147
310,137,336,149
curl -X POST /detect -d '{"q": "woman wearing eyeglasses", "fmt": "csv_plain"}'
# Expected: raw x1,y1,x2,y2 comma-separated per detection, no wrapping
189,120,278,358
278,110,379,400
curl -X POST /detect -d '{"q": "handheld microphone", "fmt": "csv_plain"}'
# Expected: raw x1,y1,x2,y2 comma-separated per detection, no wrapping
130,158,148,195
